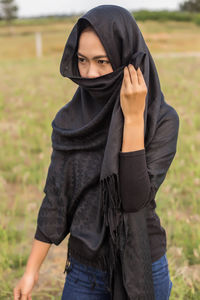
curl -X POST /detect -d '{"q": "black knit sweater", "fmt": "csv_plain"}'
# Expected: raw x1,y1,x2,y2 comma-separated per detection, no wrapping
35,148,167,270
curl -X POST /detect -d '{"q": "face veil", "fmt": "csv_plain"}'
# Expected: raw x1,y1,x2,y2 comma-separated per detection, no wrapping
36,5,179,299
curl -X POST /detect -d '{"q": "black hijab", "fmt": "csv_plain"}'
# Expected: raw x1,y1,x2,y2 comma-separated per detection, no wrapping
36,5,179,299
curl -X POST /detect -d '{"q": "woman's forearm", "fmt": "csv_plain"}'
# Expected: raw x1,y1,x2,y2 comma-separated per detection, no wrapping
121,114,144,152
25,239,52,275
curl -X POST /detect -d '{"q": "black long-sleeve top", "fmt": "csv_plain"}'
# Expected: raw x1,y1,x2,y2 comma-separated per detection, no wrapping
35,149,167,265
118,148,151,212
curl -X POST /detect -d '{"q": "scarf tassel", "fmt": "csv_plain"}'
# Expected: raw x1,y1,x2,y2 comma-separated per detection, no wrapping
100,173,125,299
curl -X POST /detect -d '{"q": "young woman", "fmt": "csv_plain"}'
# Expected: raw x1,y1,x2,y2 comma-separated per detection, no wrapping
14,5,179,300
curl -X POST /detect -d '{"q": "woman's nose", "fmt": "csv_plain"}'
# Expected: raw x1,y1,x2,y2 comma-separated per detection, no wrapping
86,65,99,78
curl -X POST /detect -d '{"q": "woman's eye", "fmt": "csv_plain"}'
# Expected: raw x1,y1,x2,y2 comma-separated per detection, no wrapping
78,57,86,63
97,59,110,65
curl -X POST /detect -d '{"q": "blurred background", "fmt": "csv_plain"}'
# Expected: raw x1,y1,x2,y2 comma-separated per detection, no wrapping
0,0,200,299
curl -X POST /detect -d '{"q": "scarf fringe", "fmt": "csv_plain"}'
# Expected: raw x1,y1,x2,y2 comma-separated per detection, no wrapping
100,173,124,299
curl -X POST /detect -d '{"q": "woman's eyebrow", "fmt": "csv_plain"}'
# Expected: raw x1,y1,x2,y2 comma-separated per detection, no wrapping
77,52,108,59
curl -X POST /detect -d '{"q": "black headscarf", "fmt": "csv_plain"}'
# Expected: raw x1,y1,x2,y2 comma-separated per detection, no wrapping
36,5,179,299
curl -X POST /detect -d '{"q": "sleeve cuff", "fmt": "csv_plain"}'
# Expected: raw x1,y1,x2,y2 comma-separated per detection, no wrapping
34,226,53,244
119,148,145,157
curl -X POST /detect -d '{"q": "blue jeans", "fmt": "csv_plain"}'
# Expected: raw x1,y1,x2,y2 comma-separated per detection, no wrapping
61,253,173,300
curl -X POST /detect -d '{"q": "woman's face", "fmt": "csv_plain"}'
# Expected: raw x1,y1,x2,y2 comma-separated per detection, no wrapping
77,28,113,78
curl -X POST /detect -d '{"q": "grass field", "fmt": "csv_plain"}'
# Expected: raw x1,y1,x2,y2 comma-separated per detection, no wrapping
0,19,200,299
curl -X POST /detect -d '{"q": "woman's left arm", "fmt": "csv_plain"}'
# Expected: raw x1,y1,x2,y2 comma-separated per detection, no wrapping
119,107,179,212
119,64,150,212
119,113,151,212
119,64,179,212
119,112,152,212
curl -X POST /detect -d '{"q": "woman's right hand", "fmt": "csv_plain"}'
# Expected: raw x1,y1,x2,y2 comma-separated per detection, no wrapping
13,239,52,299
13,271,39,300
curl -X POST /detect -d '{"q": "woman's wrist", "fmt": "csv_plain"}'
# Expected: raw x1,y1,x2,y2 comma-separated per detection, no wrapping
122,114,144,152
24,239,51,276
24,269,39,277
25,264,40,276
124,113,144,125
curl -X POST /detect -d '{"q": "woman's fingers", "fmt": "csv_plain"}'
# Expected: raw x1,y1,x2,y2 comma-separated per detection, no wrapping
122,65,147,96
124,64,144,87
123,65,137,93
128,64,138,84
123,66,129,89
13,287,21,300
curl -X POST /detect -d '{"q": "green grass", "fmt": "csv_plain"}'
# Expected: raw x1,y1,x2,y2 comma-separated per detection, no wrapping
133,10,200,25
0,20,200,298
154,56,200,298
0,56,75,299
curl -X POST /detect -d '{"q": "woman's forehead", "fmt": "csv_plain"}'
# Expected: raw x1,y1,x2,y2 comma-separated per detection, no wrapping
78,30,108,57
